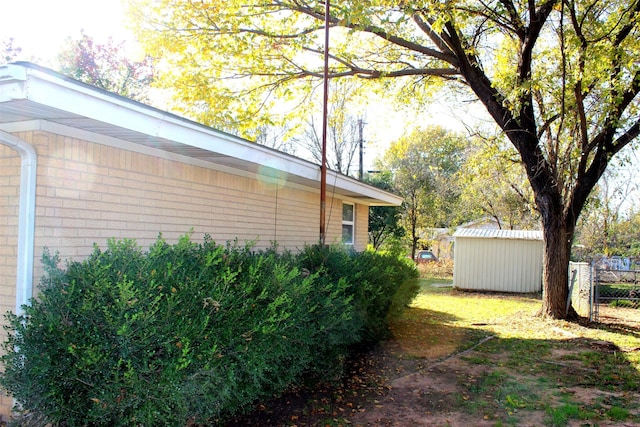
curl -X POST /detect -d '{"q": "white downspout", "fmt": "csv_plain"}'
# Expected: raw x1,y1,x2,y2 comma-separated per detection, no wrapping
0,130,37,317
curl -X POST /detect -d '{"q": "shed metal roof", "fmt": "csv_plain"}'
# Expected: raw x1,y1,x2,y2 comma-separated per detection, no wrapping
453,228,543,240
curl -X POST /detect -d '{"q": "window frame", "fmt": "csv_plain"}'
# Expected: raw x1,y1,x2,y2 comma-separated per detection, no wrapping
342,202,355,245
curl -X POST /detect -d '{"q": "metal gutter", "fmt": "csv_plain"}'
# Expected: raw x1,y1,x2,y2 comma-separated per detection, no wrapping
0,130,37,316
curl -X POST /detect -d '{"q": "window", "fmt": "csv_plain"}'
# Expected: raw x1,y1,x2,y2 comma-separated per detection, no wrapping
342,203,354,245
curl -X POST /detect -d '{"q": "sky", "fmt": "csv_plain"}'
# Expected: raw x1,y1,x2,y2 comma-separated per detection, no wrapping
1,0,133,64
0,0,475,166
1,0,638,209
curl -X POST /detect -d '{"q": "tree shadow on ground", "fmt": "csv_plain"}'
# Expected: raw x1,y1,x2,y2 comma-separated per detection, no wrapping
225,306,640,427
584,306,640,340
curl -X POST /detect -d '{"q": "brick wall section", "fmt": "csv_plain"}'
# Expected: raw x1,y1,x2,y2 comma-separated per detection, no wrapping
0,145,19,314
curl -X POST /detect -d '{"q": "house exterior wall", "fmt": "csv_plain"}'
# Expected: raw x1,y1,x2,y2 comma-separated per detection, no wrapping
355,203,368,249
0,145,20,413
15,128,367,266
453,235,543,293
0,145,19,317
0,129,372,416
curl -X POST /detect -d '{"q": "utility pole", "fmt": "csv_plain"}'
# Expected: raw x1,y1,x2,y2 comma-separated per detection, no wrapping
319,0,330,245
358,118,364,181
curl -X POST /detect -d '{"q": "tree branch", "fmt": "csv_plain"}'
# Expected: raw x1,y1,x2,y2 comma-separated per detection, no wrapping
516,0,558,133
411,13,457,62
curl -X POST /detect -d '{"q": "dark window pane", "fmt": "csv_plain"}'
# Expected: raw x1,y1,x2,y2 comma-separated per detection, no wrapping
342,203,354,221
342,224,353,244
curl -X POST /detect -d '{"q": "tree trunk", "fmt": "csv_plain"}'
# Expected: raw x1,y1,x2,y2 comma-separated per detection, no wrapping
540,216,575,319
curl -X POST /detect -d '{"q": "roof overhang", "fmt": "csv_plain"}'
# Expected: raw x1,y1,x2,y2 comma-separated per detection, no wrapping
0,62,402,207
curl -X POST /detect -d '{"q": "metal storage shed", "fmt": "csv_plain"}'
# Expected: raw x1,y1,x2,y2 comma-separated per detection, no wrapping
453,228,543,293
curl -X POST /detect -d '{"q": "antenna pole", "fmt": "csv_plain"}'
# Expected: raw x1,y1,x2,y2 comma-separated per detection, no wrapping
320,0,330,245
358,118,364,181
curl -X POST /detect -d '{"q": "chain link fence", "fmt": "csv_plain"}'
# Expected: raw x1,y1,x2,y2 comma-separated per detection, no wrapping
569,261,592,319
568,258,640,322
588,257,640,322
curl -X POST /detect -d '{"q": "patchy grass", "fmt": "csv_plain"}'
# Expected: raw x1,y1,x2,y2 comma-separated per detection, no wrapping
411,278,540,326
406,280,640,426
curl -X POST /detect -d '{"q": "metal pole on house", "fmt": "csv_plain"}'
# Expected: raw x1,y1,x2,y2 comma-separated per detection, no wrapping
320,0,330,245
358,118,364,181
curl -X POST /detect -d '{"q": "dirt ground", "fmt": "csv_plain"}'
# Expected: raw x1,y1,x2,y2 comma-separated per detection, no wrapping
228,303,640,427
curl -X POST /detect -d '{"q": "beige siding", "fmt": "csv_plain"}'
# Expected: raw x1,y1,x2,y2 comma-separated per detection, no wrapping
2,130,372,279
0,145,20,412
453,236,543,293
354,202,369,251
19,129,344,263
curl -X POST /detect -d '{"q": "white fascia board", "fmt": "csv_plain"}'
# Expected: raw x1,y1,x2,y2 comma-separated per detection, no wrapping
0,65,28,101
15,65,320,180
1,64,401,206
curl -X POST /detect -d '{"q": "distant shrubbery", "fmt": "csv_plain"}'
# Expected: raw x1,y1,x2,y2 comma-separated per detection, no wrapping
0,235,418,426
415,258,454,279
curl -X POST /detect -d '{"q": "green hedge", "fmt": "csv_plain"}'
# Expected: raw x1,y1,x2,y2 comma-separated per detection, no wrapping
296,244,420,344
1,235,418,426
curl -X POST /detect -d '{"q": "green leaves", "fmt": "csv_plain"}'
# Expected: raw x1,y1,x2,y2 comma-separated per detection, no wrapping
1,236,418,425
127,0,449,135
56,31,154,101
378,126,466,255
457,135,537,229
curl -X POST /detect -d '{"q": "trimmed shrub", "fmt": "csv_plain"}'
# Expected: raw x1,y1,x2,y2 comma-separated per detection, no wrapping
1,236,417,426
296,244,420,344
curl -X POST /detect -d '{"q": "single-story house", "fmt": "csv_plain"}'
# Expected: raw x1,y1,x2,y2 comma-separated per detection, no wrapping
0,62,401,415
453,228,543,293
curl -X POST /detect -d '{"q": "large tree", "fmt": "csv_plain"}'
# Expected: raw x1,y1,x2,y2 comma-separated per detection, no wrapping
365,170,405,251
458,135,538,230
380,126,466,259
131,0,640,319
